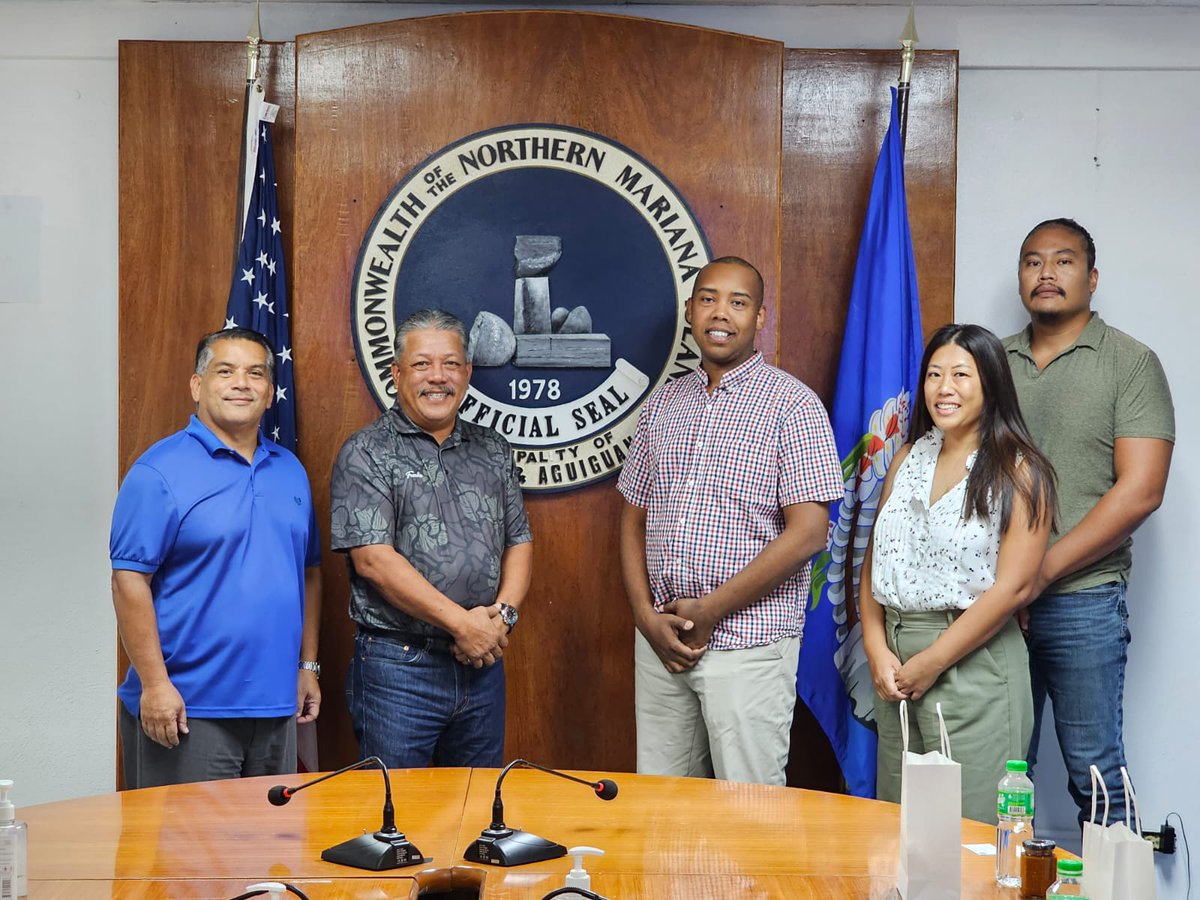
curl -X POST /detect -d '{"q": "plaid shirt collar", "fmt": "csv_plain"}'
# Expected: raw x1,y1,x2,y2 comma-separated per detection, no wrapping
693,349,765,393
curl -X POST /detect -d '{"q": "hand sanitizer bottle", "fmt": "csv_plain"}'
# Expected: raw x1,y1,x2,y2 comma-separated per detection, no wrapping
560,845,604,898
0,780,27,899
245,883,288,899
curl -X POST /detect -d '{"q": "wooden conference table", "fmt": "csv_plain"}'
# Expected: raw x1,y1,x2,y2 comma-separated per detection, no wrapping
24,767,1021,898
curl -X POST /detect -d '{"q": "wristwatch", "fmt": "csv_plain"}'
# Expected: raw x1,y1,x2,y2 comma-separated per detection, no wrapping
498,603,519,632
299,660,321,679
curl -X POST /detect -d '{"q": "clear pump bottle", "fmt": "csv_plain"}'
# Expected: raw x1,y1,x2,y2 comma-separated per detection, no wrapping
559,845,604,899
0,780,27,899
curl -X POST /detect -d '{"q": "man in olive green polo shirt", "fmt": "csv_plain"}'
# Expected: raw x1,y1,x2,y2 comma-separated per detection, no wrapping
1004,218,1174,828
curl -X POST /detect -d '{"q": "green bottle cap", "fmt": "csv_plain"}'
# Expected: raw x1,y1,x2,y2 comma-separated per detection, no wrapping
1006,760,1029,773
1057,859,1083,876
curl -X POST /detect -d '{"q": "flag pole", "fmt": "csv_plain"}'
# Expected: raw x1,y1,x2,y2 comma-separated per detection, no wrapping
797,84,924,801
223,1,309,769
897,5,918,150
232,1,263,273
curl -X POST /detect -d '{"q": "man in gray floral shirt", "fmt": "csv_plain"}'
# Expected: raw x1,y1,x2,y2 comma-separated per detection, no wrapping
330,309,533,767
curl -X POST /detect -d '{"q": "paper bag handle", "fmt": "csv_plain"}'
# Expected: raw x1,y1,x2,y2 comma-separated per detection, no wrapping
1120,766,1143,835
935,702,953,760
1089,764,1110,826
897,701,954,760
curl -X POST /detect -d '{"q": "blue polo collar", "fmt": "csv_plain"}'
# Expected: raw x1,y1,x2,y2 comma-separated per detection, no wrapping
185,414,276,464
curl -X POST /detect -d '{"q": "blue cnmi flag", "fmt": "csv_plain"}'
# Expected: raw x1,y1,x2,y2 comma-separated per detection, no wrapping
225,118,297,451
798,87,923,798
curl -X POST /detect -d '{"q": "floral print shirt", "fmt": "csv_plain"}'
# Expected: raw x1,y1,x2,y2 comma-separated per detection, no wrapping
330,405,531,638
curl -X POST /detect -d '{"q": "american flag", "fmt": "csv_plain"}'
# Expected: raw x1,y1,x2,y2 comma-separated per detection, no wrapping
224,118,297,451
225,105,317,771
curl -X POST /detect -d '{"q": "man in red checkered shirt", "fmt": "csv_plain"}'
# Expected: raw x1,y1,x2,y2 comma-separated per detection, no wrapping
618,256,842,786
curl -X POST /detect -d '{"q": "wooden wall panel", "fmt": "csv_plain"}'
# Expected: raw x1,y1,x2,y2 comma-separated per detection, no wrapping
118,41,296,472
117,28,958,791
116,41,296,784
781,49,957,402
293,12,783,772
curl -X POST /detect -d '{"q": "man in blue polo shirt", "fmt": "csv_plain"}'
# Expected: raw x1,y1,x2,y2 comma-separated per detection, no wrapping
110,328,322,788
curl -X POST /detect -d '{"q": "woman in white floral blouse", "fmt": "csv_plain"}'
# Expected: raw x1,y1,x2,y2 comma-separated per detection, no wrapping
861,323,1056,823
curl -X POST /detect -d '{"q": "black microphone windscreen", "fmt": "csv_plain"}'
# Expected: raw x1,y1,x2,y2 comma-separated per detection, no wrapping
595,779,618,801
267,785,291,806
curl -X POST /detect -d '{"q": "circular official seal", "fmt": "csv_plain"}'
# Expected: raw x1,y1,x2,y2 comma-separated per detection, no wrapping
351,124,709,491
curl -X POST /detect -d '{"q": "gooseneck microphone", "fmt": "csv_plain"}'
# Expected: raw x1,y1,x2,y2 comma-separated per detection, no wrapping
267,756,397,828
266,756,425,871
465,759,619,867
487,760,618,831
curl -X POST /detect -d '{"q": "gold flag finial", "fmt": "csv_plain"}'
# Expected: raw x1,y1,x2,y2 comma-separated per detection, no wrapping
897,5,919,147
246,0,262,84
898,5,918,85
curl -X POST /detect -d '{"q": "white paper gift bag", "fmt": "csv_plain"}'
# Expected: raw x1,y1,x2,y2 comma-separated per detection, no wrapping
1081,765,1115,899
897,701,962,900
1082,765,1157,900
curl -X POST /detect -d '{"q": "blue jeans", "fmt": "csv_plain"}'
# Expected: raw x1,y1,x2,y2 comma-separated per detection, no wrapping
1026,582,1131,828
347,630,506,768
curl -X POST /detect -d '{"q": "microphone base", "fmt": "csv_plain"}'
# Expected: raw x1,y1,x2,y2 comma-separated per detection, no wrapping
464,828,567,867
321,831,427,871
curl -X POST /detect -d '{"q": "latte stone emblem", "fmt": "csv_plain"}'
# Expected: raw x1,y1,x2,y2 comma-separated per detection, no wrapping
469,236,611,369
351,124,709,491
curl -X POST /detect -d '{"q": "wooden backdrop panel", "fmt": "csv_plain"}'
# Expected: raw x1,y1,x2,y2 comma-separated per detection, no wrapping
780,49,957,789
117,40,296,785
781,49,957,400
117,28,958,789
293,12,783,772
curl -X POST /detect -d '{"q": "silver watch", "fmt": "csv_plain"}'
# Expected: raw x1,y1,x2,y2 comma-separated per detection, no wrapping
299,660,321,679
499,603,519,631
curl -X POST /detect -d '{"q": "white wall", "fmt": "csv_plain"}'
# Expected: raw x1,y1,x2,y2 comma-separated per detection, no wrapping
1,2,1196,894
956,63,1199,896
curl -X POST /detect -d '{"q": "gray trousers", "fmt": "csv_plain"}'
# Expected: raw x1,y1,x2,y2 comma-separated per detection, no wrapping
634,630,800,786
874,608,1033,823
120,706,296,789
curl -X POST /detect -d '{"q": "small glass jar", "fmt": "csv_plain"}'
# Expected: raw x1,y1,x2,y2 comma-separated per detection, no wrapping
1020,838,1058,898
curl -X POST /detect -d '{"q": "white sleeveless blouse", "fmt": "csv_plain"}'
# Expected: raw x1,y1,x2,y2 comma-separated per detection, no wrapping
870,428,1001,612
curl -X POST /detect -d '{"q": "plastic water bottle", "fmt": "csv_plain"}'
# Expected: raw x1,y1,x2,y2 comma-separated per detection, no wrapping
1047,858,1088,897
996,759,1035,888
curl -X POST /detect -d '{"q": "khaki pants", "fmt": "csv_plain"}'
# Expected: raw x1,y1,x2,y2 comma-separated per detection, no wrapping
634,630,800,786
874,609,1033,823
